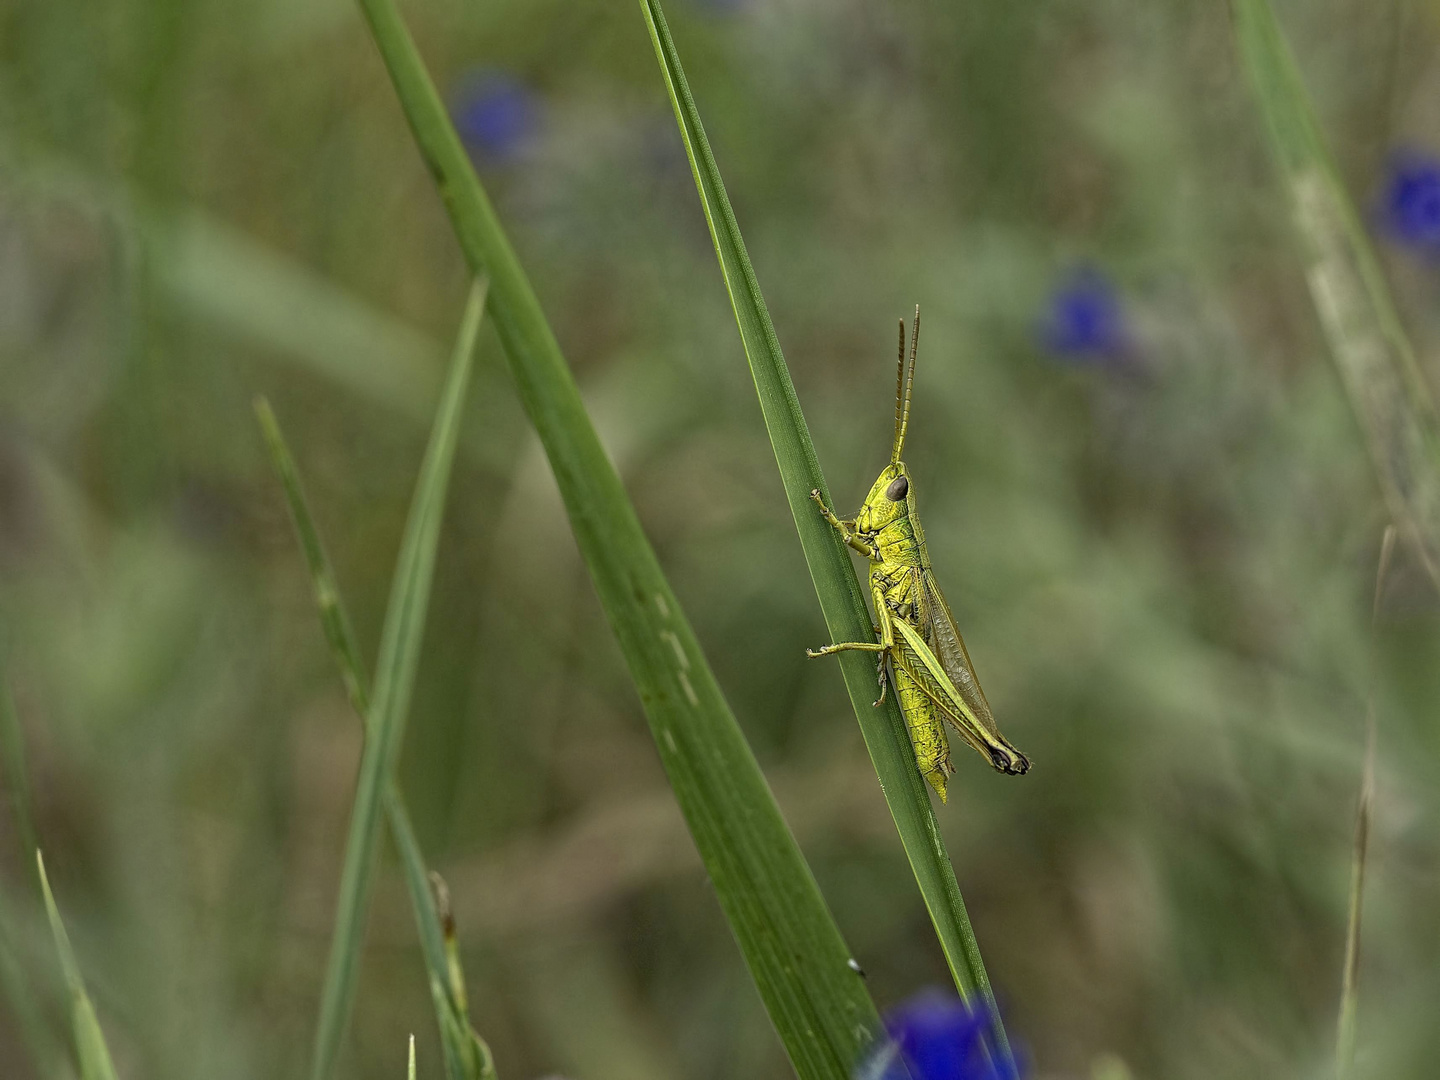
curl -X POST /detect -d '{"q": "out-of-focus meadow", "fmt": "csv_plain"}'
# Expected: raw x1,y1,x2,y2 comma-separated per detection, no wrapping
2,0,1440,1077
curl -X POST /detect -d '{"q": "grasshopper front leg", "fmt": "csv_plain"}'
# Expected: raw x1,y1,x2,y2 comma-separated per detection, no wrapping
810,489,875,559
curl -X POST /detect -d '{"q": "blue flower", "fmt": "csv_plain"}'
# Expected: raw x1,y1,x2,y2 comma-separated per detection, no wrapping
857,991,1021,1080
1378,148,1440,255
1037,265,1129,363
451,71,538,161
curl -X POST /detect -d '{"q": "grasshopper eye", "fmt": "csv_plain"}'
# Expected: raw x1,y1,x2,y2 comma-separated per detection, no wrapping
885,476,908,502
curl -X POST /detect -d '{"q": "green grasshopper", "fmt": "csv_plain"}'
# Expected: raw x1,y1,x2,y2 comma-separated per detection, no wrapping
808,307,1029,801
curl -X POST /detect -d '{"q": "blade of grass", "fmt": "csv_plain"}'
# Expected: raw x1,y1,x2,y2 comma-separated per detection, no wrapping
309,278,487,1080
256,385,496,1080
0,889,67,1078
0,666,67,1077
427,874,499,1080
1232,0,1440,591
637,0,1013,1064
409,1035,416,1080
37,852,119,1080
349,2,882,1075
1336,524,1395,1078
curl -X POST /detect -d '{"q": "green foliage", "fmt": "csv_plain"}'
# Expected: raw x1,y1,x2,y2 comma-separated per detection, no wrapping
309,280,488,1080
637,0,1010,1063
37,852,119,1080
1232,0,1440,590
8,2,1440,1078
348,0,883,1073
256,375,498,1080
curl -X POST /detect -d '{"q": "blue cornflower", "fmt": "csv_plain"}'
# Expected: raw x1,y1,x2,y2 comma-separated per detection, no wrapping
857,991,1020,1080
1378,148,1440,256
451,70,538,161
1037,265,1130,364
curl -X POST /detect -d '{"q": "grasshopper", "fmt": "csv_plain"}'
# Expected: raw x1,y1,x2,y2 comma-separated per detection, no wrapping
808,307,1029,801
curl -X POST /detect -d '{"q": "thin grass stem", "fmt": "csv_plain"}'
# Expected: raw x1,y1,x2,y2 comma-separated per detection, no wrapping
307,279,487,1080
1336,524,1395,1078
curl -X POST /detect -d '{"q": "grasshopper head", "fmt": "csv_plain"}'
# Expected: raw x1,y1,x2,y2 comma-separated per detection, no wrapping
856,461,912,533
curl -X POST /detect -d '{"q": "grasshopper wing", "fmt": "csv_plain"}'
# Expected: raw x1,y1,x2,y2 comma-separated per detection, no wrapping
920,574,1000,738
893,607,1029,775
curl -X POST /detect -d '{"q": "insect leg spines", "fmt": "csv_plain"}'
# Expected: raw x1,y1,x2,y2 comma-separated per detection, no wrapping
805,641,886,658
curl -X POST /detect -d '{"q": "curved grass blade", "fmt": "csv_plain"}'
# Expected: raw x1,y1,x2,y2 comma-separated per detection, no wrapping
1232,0,1440,590
37,852,119,1080
637,0,1013,1064
1336,525,1395,1078
0,667,66,1077
256,386,497,1080
309,279,487,1080
348,3,881,1075
0,889,66,1078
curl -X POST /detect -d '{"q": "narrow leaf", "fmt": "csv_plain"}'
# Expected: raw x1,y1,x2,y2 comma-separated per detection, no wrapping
349,2,881,1075
1232,0,1440,590
257,392,496,1079
638,0,1014,1063
0,890,67,1078
1336,525,1395,1078
309,278,487,1080
37,852,120,1080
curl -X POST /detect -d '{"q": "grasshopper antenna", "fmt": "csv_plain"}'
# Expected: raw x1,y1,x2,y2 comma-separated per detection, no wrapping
892,305,919,462
892,317,907,462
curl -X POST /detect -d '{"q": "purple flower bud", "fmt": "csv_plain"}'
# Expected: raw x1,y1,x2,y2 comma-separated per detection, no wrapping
856,990,1022,1080
1378,148,1440,256
1037,265,1130,364
450,70,538,162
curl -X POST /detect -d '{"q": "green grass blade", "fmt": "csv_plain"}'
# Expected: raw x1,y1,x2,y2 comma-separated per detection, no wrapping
1232,0,1440,590
348,2,881,1074
309,278,488,1080
427,874,499,1080
1336,525,1395,1078
409,1034,416,1080
0,668,66,1077
258,394,496,1080
0,889,67,1078
637,0,1013,1062
1336,709,1375,1079
147,209,446,422
37,852,120,1080
254,398,374,729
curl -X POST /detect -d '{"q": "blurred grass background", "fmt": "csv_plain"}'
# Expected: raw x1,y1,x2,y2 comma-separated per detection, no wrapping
2,0,1440,1078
